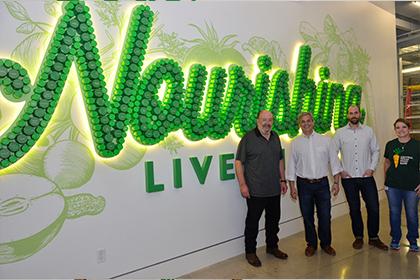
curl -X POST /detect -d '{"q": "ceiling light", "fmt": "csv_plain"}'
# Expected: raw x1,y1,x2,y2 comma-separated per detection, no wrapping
413,1,420,7
402,66,420,73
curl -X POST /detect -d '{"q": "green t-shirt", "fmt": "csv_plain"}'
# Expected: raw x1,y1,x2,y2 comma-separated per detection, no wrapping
384,138,420,191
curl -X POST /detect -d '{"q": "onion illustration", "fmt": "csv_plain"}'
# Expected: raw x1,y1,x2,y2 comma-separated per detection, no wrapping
43,140,95,189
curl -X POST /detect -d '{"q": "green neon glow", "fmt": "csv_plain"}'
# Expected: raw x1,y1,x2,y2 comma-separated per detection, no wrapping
0,0,363,170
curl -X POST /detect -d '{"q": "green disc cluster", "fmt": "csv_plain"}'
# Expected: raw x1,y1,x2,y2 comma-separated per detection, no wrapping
344,85,362,113
0,0,155,168
0,0,367,170
250,55,271,125
257,55,272,72
68,1,120,156
313,67,332,133
0,59,31,102
183,64,208,141
301,78,315,114
332,83,345,129
317,82,336,133
266,70,291,135
131,58,185,145
289,45,312,137
313,80,329,132
319,66,330,81
0,60,33,168
183,65,228,141
76,3,154,157
225,65,255,138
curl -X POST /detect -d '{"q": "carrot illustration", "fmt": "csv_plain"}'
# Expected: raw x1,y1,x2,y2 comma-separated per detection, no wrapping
392,148,403,168
393,154,399,168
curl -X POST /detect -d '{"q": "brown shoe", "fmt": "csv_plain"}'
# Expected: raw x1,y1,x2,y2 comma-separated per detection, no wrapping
245,253,261,267
266,247,288,259
352,238,364,249
305,246,316,257
369,239,389,251
322,246,336,256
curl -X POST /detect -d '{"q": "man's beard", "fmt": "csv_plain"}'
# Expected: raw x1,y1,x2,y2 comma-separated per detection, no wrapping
349,118,359,124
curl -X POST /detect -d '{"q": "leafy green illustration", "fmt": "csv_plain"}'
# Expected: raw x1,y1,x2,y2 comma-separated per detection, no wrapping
16,22,35,34
3,1,30,21
154,31,189,64
43,0,61,17
299,15,373,124
242,36,289,70
93,0,123,31
299,15,370,86
159,135,184,155
183,22,249,68
3,1,53,73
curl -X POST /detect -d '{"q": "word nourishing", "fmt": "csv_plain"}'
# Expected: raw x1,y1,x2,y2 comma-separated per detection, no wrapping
0,0,363,170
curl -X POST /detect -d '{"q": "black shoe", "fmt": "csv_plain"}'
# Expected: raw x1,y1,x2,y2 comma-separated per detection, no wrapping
245,253,262,267
266,247,288,259
369,239,388,251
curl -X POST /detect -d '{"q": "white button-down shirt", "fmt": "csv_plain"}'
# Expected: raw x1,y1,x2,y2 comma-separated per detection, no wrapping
332,123,380,178
286,132,343,181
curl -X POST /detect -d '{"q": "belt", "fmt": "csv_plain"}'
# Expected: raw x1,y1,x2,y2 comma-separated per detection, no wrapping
297,176,327,184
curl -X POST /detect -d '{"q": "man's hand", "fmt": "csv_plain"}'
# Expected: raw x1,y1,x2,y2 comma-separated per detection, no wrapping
341,170,352,179
290,184,297,200
363,169,374,177
280,181,288,195
415,184,420,197
332,183,340,196
240,183,250,198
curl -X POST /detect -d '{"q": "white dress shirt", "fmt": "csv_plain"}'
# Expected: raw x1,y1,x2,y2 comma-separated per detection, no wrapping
286,132,343,181
332,123,380,178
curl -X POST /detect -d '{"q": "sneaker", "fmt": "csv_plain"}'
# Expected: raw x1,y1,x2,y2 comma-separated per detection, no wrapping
409,243,419,252
390,240,400,250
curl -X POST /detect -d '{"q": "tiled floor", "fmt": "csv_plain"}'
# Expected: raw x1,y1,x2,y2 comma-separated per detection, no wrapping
183,200,420,278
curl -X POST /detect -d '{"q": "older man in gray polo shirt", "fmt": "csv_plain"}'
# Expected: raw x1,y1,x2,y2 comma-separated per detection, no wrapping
235,110,288,267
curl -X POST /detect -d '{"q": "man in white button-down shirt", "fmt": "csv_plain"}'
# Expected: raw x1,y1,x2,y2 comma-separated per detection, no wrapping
333,105,388,251
287,112,342,257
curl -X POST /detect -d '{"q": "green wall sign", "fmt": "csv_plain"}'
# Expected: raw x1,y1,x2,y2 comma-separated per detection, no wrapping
0,0,363,170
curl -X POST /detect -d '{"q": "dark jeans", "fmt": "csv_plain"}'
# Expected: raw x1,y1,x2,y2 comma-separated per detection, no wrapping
245,195,280,253
386,186,419,243
341,176,380,239
297,177,331,249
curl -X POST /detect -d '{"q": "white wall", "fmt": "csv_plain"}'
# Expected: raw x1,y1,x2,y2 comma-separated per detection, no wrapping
0,1,398,278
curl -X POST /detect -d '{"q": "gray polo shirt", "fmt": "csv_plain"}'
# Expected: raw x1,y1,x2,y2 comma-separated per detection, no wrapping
236,128,283,197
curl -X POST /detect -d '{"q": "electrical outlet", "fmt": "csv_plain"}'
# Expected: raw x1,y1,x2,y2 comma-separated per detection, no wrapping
97,248,106,264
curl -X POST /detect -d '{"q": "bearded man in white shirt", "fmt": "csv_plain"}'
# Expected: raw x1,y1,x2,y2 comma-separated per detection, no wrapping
333,105,388,250
287,112,342,257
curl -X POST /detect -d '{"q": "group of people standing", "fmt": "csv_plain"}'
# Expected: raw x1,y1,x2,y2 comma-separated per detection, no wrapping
235,106,420,267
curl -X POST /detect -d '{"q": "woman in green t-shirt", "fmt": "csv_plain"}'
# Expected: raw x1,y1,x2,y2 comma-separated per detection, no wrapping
384,118,420,252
